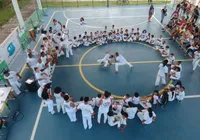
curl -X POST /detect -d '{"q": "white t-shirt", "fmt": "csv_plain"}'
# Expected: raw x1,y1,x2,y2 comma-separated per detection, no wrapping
126,107,138,119
4,71,18,84
123,96,132,104
95,97,100,107
143,110,156,124
54,22,61,32
194,51,200,60
27,57,38,68
132,96,140,104
36,62,45,70
116,54,126,63
54,93,64,103
168,91,175,101
103,53,111,61
153,95,159,104
37,86,43,98
176,90,185,100
107,116,115,126
77,103,94,117
64,101,76,113
158,63,168,77
99,98,111,113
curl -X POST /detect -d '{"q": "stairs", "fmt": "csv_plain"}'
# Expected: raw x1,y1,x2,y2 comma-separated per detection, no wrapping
0,0,36,44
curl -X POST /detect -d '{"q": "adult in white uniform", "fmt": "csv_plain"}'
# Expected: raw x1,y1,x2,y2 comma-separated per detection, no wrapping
137,108,156,125
63,95,77,122
97,52,114,69
176,87,185,103
192,48,200,71
54,87,65,114
4,70,22,95
155,60,168,86
53,19,62,34
114,52,133,73
97,91,112,124
60,38,73,58
26,53,38,72
77,97,95,129
34,67,51,86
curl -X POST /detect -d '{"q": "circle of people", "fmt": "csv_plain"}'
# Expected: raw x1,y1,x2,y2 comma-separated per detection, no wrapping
5,9,200,131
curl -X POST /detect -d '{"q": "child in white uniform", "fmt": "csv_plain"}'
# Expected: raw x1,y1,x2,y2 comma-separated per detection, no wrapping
54,87,65,114
41,88,55,115
107,110,120,128
176,87,185,103
155,60,168,86
161,46,170,57
170,67,181,80
77,97,95,129
132,92,140,105
97,52,114,69
63,95,77,122
123,102,138,119
167,53,175,65
97,91,112,124
137,108,156,125
114,52,133,73
151,90,159,109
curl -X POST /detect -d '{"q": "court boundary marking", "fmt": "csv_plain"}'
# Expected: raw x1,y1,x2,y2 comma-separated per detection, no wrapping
78,42,174,98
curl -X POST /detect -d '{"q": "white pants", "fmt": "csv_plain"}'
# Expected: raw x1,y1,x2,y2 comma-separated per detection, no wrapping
97,110,108,123
192,59,200,71
97,59,109,67
155,74,166,86
82,115,92,129
66,46,73,58
56,102,65,114
10,81,21,95
108,121,120,128
67,111,77,122
115,62,132,71
44,99,55,114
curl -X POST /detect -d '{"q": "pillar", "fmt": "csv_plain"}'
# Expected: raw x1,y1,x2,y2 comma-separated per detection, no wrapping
11,0,25,29
36,0,43,10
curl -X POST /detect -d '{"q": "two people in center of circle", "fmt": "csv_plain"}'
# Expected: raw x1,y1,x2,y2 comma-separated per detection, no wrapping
97,51,133,73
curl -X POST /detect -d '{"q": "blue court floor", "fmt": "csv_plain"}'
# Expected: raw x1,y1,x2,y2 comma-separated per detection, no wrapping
5,5,200,140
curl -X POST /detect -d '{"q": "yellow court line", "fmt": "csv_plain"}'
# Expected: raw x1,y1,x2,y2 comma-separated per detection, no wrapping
54,59,191,68
19,12,56,76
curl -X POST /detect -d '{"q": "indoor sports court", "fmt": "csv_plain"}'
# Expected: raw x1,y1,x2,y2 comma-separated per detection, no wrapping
0,1,200,140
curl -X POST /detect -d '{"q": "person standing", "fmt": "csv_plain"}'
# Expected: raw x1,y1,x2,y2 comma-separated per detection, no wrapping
97,91,112,124
77,97,95,129
161,6,167,24
192,48,200,72
54,87,65,114
155,60,168,87
4,70,22,95
148,5,155,22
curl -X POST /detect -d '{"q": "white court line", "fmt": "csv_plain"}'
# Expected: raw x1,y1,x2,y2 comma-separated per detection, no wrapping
66,7,164,12
70,15,148,20
42,95,200,107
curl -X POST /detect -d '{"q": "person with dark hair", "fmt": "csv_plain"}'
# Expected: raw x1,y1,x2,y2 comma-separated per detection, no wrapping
97,51,114,70
176,87,185,103
77,97,95,129
155,60,168,86
4,70,22,95
107,110,120,128
148,5,154,22
52,19,62,34
170,67,181,80
123,102,138,119
119,112,128,132
161,6,167,24
132,92,140,105
137,108,156,125
168,87,176,102
42,87,55,115
151,90,159,109
60,38,73,58
97,91,112,124
192,48,200,72
121,94,132,105
54,87,65,114
158,91,169,108
63,95,77,122
26,53,38,72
